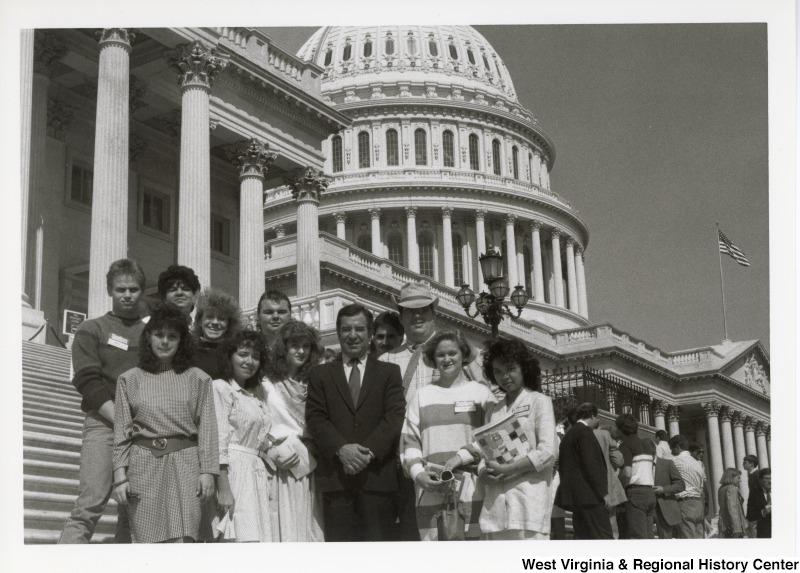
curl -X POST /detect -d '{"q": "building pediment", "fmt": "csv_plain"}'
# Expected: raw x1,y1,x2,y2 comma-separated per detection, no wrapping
723,347,770,397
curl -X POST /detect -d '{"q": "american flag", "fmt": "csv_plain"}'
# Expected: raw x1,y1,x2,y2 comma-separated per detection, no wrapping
718,229,750,267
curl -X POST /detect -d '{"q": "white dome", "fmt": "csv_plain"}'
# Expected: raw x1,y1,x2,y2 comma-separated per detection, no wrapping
298,26,519,105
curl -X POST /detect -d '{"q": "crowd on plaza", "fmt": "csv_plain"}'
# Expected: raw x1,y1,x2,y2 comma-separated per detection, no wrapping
56,258,772,543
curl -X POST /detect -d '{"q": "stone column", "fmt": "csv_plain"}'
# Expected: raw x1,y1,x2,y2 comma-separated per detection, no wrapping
540,157,551,189
702,402,724,510
86,29,135,318
531,152,542,186
719,406,736,470
170,41,226,287
369,208,382,256
334,211,347,240
288,167,330,298
530,221,545,302
731,412,749,503
475,210,487,287
667,405,681,438
652,401,667,432
405,207,419,273
744,417,757,457
565,238,579,312
551,230,564,308
766,427,771,466
236,139,276,315
504,214,518,287
21,30,35,304
755,422,769,469
441,207,455,287
575,246,588,318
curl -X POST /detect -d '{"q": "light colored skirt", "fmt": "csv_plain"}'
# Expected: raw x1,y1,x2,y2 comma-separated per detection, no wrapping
268,466,324,542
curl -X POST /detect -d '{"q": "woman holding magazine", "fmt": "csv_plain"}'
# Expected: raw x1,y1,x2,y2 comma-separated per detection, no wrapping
401,330,496,540
477,338,557,540
262,320,325,541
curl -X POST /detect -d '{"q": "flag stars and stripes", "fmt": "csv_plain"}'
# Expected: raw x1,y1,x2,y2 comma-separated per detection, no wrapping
718,229,750,267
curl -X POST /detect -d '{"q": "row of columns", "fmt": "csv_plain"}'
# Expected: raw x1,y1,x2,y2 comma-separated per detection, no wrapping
653,401,770,512
331,206,589,318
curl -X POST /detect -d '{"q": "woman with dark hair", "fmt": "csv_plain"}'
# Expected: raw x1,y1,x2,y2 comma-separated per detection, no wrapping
477,338,557,540
210,330,274,542
112,304,218,543
191,288,243,379
157,265,201,318
261,320,325,541
718,467,747,538
401,329,496,540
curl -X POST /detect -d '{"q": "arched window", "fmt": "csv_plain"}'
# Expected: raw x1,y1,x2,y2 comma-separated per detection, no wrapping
512,146,520,180
385,35,395,55
492,139,501,176
468,134,480,171
482,53,491,71
357,234,371,252
323,49,333,67
448,43,458,60
332,135,343,172
442,130,455,168
387,233,404,266
358,131,370,169
414,128,427,166
419,233,434,278
428,38,438,57
453,234,464,285
406,34,418,56
523,246,532,296
386,129,399,166
528,153,533,183
467,49,476,65
342,43,352,62
363,39,373,58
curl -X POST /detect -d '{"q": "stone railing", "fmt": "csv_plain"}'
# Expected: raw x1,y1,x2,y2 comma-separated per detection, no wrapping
671,351,701,365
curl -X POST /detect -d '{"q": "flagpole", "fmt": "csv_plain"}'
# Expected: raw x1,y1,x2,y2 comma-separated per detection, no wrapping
716,221,729,341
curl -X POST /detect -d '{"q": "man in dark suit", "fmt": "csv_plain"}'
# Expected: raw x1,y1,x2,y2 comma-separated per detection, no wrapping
306,303,406,542
746,468,771,538
743,455,760,537
556,402,613,539
653,456,685,539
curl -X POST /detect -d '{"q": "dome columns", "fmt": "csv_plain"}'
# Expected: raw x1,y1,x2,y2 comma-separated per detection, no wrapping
405,207,420,273
441,207,455,287
369,208,383,257
504,214,519,288
565,238,579,312
288,167,330,298
550,230,565,308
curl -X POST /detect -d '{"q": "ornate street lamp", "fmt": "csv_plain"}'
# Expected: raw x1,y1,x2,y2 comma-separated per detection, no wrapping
456,247,529,338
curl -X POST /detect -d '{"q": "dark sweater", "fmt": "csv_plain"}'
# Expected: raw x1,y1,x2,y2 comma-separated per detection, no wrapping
71,312,145,413
191,338,225,380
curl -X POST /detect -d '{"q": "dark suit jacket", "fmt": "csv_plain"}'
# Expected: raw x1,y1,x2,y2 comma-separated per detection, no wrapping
556,422,608,510
306,357,406,494
654,457,684,526
593,428,626,507
746,488,772,538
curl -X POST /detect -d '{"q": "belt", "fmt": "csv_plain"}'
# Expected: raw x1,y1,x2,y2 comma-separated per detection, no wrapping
626,484,654,489
228,443,276,470
132,435,197,458
678,497,702,501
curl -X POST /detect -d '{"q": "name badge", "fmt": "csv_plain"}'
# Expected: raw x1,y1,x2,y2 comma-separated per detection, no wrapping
108,334,129,351
513,405,531,416
454,401,476,413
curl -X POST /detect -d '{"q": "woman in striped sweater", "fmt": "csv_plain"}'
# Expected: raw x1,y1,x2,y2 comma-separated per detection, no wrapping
401,330,496,540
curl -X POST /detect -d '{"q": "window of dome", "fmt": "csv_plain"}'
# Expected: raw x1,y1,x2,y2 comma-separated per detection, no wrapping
385,34,395,55
363,39,373,58
428,38,438,57
386,129,399,166
448,43,458,60
357,234,371,252
414,129,427,166
406,34,418,56
442,130,455,168
482,53,491,71
468,134,480,171
418,233,435,278
512,146,520,180
528,152,533,183
332,135,343,173
358,131,370,169
467,49,476,65
453,233,464,284
492,139,502,176
323,48,333,67
387,233,404,266
342,42,352,62
523,246,532,296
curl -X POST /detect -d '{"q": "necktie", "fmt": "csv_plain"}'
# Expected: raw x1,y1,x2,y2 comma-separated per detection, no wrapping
348,358,361,405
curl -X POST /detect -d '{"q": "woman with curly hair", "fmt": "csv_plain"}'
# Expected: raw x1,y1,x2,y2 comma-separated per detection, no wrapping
191,288,243,379
477,338,557,540
261,320,325,541
718,467,748,538
210,330,274,542
112,304,219,543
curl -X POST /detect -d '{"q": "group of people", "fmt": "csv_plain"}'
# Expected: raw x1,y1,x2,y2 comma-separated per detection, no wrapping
56,258,770,544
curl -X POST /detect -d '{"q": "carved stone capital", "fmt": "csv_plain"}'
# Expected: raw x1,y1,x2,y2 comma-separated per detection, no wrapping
441,206,453,218
286,166,330,204
719,406,733,423
565,237,575,248
743,416,756,433
551,229,562,240
530,220,543,232
666,405,681,423
46,99,74,141
168,41,227,91
702,401,722,418
96,28,136,51
652,400,669,417
33,31,68,76
576,245,585,256
273,224,286,238
754,421,767,437
731,410,744,428
474,209,487,221
333,211,347,224
405,206,418,218
236,138,277,180
369,207,382,220
504,213,517,226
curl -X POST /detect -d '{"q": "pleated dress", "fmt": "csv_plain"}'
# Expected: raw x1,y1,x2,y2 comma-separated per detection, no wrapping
113,365,219,543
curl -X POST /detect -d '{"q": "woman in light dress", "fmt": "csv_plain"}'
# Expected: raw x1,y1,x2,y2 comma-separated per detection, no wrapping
261,320,325,541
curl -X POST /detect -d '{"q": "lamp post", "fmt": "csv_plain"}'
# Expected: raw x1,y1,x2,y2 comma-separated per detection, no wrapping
456,246,529,339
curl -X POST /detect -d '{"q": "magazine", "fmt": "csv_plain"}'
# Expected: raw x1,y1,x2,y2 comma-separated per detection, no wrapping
473,410,531,463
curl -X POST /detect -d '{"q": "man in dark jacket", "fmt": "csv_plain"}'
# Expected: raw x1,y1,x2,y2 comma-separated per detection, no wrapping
653,456,685,539
556,402,612,539
306,303,406,541
746,468,771,538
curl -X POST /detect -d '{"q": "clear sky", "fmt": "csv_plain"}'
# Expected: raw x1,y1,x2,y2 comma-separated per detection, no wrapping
262,24,770,353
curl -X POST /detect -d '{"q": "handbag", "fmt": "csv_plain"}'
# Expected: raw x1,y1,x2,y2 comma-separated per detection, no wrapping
422,485,466,541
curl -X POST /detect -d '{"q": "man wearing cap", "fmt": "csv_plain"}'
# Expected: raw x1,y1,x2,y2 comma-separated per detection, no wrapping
379,281,490,541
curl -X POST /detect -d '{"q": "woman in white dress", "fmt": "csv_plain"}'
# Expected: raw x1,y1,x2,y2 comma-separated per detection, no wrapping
262,320,325,541
211,330,273,542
